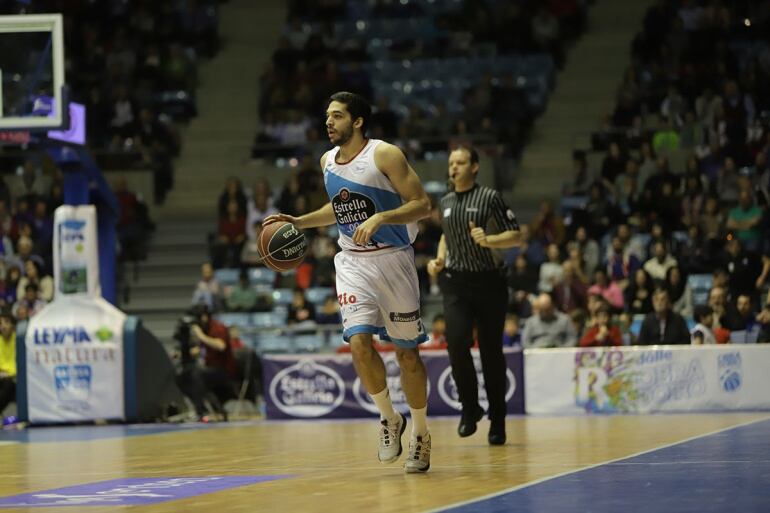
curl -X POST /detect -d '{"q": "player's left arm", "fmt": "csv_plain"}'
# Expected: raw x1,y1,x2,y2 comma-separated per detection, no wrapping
352,142,431,245
470,191,521,249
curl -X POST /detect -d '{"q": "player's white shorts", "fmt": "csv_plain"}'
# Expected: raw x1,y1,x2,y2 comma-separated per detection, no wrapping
335,246,427,348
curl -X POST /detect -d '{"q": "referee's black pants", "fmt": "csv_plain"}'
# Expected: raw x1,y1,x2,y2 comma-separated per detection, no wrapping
439,269,508,422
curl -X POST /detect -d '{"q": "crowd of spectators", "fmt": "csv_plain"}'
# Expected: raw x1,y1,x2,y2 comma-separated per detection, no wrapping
0,0,224,204
524,0,770,347
0,156,61,332
254,0,588,163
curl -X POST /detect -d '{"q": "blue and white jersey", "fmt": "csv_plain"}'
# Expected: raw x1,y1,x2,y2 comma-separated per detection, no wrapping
323,139,418,252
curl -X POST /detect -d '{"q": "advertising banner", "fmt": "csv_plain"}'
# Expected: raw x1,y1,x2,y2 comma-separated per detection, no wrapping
53,205,100,298
525,346,770,415
264,348,524,419
25,296,126,422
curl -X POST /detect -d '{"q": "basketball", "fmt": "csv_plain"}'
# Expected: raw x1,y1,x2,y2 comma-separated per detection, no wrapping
258,221,308,272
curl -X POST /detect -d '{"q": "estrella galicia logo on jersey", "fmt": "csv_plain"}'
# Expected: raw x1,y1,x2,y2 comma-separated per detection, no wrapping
332,188,376,226
268,360,345,417
389,310,420,323
718,352,742,393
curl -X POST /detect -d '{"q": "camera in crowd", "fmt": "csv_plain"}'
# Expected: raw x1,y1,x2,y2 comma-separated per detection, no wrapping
173,306,207,366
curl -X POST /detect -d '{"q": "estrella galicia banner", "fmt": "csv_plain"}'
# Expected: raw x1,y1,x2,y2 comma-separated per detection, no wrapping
25,296,126,422
525,346,770,415
264,348,523,419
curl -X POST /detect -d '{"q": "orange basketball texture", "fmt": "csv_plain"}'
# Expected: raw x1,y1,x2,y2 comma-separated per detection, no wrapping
258,221,308,272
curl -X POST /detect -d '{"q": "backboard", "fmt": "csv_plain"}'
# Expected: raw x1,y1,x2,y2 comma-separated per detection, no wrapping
0,13,65,131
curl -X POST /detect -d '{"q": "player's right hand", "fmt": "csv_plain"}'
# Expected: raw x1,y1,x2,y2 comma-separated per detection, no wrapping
427,257,445,277
262,213,300,227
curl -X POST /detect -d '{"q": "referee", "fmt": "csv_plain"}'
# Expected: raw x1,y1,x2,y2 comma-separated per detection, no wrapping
427,146,520,445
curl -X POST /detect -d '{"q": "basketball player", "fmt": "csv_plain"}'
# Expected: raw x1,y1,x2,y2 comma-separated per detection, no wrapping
263,92,432,473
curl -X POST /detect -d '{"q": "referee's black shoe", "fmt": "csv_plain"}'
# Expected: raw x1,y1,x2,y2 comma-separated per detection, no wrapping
458,405,485,437
488,419,506,445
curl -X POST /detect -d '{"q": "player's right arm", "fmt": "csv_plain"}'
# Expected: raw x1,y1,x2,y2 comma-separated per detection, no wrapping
263,151,337,230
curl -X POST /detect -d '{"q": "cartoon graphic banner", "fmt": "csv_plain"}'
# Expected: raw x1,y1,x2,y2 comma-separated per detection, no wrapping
263,348,524,419
524,346,770,414
25,296,126,422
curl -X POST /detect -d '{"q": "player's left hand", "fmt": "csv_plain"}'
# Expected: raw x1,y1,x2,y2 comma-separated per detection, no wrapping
469,221,489,247
352,214,383,246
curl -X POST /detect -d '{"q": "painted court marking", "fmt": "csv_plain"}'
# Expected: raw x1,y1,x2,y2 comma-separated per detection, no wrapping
427,415,770,513
0,475,293,508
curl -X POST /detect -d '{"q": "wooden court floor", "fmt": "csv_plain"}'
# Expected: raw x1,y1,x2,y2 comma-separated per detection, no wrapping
0,413,766,512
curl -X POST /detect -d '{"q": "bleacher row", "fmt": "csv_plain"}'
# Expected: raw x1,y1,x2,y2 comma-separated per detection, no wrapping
361,54,554,115
211,267,340,354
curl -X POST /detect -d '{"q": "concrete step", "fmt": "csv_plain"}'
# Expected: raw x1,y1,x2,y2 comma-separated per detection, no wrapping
123,295,191,314
127,283,193,300
130,274,199,289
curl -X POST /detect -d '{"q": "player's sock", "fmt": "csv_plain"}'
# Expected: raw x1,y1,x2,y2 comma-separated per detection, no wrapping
371,387,398,423
409,405,429,437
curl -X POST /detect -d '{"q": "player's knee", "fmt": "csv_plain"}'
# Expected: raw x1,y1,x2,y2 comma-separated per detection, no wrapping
349,335,375,360
395,347,420,371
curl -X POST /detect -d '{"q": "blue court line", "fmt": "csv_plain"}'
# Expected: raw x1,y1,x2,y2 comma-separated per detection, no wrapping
0,421,262,444
430,416,770,513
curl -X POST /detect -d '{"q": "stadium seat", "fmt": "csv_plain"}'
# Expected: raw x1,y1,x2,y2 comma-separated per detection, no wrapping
214,268,239,286
248,267,276,286
292,334,326,353
215,313,251,328
305,287,335,305
257,334,292,354
271,288,293,306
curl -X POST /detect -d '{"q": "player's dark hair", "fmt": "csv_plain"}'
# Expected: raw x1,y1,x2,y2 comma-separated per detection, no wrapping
328,91,371,134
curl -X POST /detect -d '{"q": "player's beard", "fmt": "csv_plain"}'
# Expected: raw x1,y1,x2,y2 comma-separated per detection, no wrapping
331,124,354,146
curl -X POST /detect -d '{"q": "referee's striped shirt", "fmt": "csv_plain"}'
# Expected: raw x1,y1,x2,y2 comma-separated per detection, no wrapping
439,184,520,272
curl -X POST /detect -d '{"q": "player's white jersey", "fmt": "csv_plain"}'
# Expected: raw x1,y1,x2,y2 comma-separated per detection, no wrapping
323,139,418,251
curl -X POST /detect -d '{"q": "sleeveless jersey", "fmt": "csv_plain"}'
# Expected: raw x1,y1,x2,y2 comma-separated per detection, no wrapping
323,139,418,251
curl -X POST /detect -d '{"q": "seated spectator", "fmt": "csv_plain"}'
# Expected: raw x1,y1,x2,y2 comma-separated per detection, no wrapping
567,225,600,277
245,179,278,242
587,269,624,311
531,199,565,246
617,312,636,345
726,294,758,332
316,295,341,325
720,238,761,299
17,260,53,303
191,262,223,312
225,270,258,312
218,176,247,218
665,266,693,318
522,294,577,348
507,253,537,318
605,234,641,286
502,313,521,347
538,243,563,293
287,287,316,326
1,266,21,306
552,261,588,313
691,305,717,345
562,150,591,196
0,311,16,415
214,200,247,268
643,241,678,283
757,299,770,344
726,189,762,252
569,308,588,340
176,304,237,421
579,304,622,347
240,221,265,267
13,283,46,318
422,314,447,350
625,269,654,315
637,289,690,345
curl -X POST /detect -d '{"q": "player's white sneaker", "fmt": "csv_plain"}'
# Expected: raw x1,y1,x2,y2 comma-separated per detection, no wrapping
404,432,431,473
378,412,406,463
